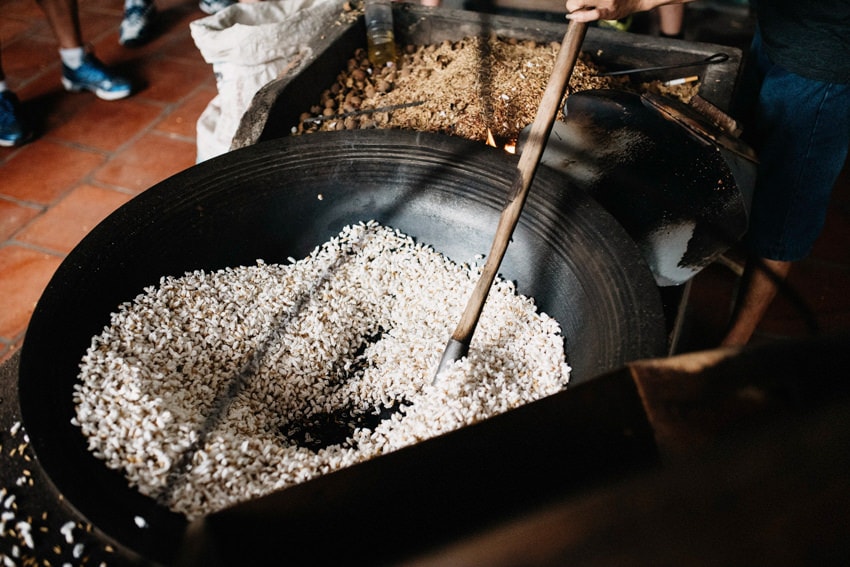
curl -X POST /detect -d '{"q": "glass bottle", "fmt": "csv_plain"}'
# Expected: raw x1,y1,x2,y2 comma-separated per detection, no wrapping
365,0,398,68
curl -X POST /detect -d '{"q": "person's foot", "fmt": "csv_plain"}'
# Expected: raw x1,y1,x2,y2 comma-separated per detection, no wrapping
120,0,157,47
0,91,31,147
61,54,132,101
198,0,235,15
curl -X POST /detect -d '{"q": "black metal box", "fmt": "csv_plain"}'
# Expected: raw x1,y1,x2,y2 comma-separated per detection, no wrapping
233,4,743,149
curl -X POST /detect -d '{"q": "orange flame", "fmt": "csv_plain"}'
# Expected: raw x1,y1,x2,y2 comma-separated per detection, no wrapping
486,128,518,154
485,128,497,148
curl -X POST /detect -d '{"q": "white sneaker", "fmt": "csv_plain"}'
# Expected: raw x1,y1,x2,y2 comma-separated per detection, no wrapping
198,0,235,15
120,1,157,47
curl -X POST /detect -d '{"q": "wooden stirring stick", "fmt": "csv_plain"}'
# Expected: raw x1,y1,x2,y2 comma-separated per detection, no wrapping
434,20,588,381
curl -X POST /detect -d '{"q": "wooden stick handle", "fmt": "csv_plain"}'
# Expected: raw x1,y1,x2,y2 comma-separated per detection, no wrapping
449,21,588,347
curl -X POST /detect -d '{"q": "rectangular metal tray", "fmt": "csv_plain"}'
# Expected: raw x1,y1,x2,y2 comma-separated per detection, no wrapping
233,4,742,150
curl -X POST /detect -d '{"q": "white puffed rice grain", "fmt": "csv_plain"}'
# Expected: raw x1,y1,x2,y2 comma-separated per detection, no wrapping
74,221,571,519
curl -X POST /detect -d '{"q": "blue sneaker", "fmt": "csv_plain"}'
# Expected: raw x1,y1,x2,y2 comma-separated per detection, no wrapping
61,54,132,101
198,0,235,15
0,91,30,147
120,1,157,47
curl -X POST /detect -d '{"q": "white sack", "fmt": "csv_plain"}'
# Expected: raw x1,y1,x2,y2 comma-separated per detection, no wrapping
191,0,344,162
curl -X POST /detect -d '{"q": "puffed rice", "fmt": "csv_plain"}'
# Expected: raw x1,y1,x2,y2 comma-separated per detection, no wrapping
73,221,571,519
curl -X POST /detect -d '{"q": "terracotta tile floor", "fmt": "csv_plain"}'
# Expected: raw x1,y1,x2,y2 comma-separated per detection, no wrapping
1,0,850,366
0,0,212,363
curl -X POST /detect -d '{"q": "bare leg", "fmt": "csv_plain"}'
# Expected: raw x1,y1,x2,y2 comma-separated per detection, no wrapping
35,0,83,49
721,257,792,347
657,4,684,37
34,0,132,98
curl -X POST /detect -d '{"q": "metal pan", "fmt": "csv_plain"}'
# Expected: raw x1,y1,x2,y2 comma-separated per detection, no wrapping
520,89,756,286
18,129,666,564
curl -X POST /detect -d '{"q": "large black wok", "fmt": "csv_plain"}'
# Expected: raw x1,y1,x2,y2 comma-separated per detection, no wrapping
18,130,665,563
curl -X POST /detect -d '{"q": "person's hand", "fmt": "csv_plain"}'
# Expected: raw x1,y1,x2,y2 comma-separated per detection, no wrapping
565,0,679,22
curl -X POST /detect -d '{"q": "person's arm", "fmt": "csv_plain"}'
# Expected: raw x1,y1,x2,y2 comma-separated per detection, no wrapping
565,0,695,22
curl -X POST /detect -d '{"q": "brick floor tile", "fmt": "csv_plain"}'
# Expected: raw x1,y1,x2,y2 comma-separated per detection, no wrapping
47,98,163,152
0,140,106,205
15,184,132,254
0,14,33,45
0,33,57,86
0,198,42,241
92,131,196,192
154,84,215,138
0,244,63,340
133,57,211,105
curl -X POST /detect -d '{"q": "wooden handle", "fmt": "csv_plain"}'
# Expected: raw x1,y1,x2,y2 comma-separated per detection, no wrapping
449,20,588,346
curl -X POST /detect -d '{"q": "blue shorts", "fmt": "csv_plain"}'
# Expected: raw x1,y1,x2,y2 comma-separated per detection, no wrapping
738,28,850,261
